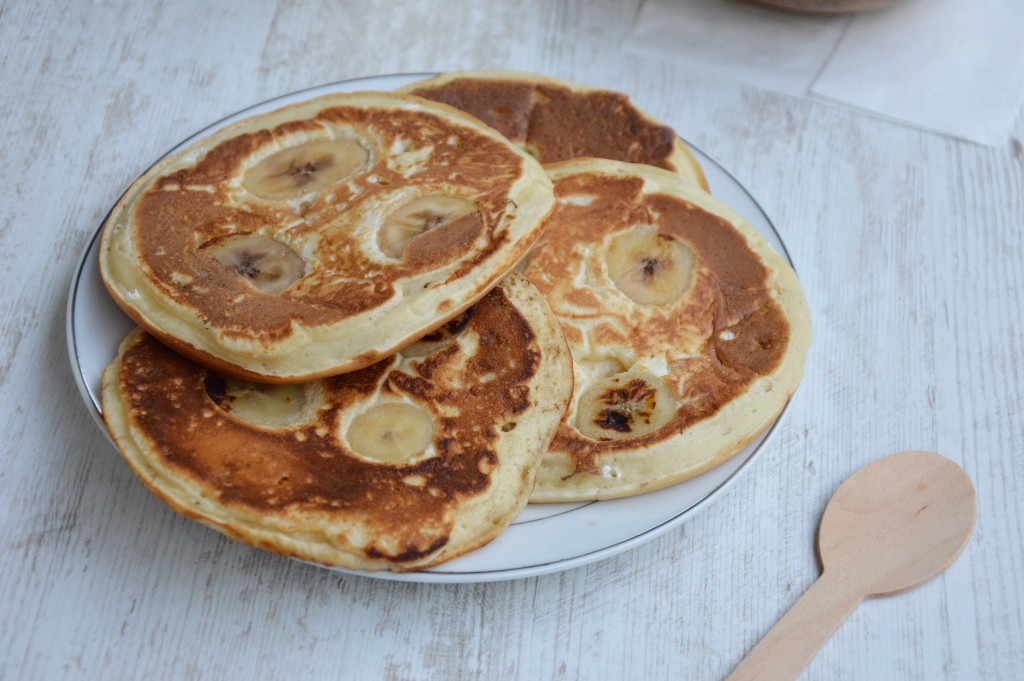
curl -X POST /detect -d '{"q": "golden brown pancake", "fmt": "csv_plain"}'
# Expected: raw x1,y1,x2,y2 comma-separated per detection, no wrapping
101,274,573,572
100,91,554,383
400,70,709,190
522,159,811,501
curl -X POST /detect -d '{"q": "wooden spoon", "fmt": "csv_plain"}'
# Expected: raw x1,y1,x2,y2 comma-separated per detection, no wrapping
727,451,976,681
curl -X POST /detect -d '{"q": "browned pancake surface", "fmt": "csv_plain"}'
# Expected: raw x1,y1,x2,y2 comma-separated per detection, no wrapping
103,275,573,570
136,107,525,340
522,160,810,500
535,173,785,473
402,71,707,188
101,92,555,382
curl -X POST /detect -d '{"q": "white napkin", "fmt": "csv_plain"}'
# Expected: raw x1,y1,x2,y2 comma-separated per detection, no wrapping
622,0,1024,145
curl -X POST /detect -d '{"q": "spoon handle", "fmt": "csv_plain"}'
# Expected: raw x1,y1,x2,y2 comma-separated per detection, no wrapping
726,571,863,681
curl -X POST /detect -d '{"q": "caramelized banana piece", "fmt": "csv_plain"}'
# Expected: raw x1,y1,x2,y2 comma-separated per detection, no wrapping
575,370,678,440
379,194,481,260
204,233,305,294
242,138,369,200
605,227,695,306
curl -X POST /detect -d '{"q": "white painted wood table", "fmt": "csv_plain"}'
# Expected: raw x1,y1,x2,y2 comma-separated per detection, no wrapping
2,1,1022,679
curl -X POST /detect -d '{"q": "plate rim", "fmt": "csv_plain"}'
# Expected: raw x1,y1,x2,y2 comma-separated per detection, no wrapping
66,72,797,583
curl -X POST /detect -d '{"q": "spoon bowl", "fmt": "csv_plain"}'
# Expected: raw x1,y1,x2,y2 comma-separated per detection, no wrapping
818,451,976,595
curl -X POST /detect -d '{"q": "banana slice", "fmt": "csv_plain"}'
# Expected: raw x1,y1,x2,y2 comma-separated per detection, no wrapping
575,370,679,440
379,194,481,260
346,402,436,464
205,374,311,428
605,227,696,306
577,355,627,382
241,138,369,200
204,233,305,294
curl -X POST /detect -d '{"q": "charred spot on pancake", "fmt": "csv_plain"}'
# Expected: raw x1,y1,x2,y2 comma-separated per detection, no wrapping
401,307,476,358
596,409,631,433
204,372,229,407
597,379,656,432
202,233,305,294
607,378,655,404
575,371,678,440
364,535,450,563
378,194,483,262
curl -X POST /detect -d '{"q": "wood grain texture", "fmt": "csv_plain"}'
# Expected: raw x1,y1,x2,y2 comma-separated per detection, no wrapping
2,0,1023,679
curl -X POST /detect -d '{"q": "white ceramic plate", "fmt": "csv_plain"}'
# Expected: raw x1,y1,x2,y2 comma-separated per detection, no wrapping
67,73,796,583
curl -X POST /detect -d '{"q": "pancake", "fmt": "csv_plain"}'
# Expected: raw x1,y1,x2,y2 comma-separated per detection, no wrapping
400,71,709,191
100,91,554,382
101,274,573,572
522,159,811,501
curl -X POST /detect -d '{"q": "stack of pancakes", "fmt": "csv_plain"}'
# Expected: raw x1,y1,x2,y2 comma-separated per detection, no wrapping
100,71,810,572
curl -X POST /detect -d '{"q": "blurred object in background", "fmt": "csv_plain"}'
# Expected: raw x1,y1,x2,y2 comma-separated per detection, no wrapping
749,0,899,12
623,0,1024,146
